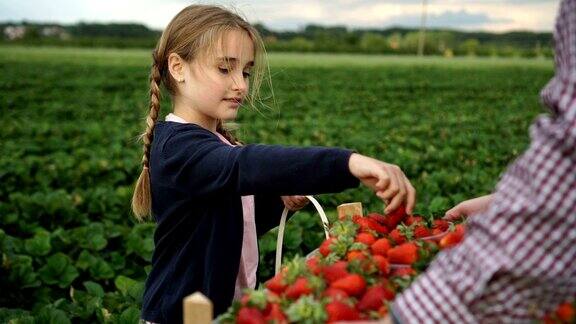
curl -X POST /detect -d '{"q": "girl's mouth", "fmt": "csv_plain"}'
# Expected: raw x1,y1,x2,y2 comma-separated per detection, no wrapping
224,98,242,108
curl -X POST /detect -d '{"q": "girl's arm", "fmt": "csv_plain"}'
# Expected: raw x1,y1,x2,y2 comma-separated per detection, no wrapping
160,126,415,212
161,128,357,197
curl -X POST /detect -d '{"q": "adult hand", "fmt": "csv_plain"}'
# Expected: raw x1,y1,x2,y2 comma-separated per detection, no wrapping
444,194,494,221
348,153,416,215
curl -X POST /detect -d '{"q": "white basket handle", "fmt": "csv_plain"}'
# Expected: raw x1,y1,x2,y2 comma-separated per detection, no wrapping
275,195,330,275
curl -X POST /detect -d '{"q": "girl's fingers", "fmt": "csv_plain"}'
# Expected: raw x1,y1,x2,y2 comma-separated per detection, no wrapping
378,171,400,201
379,166,403,201
404,174,416,215
375,169,391,190
284,196,309,211
383,168,407,214
385,192,404,214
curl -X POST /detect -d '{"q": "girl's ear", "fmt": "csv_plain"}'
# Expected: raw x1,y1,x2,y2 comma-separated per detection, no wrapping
167,53,186,82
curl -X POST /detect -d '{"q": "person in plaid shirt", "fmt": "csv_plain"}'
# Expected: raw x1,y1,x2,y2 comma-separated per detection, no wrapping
390,0,576,322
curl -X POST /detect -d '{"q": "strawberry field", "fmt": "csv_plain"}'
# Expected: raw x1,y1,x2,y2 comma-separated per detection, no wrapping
0,46,556,322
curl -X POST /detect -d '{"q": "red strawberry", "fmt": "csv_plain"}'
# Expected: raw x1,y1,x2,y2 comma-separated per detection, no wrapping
306,256,322,275
285,277,313,299
371,238,391,256
322,261,349,283
372,255,390,275
357,285,395,312
240,294,251,306
439,224,466,250
556,302,575,322
378,305,389,317
433,219,449,231
355,232,376,245
389,229,407,245
391,266,416,277
384,205,407,229
355,217,389,235
414,225,431,239
323,287,349,300
319,237,336,256
387,242,419,264
431,228,445,236
326,300,361,323
331,274,366,296
237,307,266,324
263,303,287,324
265,272,287,294
405,215,423,226
367,212,387,225
347,250,366,261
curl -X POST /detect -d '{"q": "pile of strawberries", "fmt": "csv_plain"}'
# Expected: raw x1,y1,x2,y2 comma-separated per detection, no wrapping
218,205,466,324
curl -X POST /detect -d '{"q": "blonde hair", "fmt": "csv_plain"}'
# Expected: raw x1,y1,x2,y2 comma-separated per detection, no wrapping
131,4,270,221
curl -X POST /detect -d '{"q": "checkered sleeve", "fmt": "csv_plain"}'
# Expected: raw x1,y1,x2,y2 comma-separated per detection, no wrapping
392,1,576,322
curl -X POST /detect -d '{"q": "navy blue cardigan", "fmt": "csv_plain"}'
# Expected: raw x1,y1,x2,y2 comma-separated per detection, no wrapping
141,121,360,323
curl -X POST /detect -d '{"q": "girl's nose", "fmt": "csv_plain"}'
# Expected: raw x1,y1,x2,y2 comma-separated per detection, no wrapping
231,73,248,93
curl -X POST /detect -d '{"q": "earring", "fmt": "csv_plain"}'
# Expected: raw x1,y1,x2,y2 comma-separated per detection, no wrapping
178,78,184,83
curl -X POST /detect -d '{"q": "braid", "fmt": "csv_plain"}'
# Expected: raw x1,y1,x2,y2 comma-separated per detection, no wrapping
216,120,243,145
131,52,163,221
142,56,162,168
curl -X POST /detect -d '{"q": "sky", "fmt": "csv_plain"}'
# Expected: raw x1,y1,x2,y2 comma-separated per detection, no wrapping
0,0,560,33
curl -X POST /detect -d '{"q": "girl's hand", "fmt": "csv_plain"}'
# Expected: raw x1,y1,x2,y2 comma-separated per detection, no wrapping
348,153,416,215
444,194,493,221
281,195,309,211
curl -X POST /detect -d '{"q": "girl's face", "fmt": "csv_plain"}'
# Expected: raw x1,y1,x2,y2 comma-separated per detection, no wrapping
178,29,255,123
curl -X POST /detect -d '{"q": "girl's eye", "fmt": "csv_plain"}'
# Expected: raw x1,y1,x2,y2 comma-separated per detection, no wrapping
218,67,229,74
243,72,251,78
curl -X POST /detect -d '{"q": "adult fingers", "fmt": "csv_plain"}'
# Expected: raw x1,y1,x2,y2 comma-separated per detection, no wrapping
444,204,464,221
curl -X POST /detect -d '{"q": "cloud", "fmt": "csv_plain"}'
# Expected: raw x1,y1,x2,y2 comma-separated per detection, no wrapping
0,0,557,32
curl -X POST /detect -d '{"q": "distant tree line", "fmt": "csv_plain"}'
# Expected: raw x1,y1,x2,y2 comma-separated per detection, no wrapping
0,21,554,57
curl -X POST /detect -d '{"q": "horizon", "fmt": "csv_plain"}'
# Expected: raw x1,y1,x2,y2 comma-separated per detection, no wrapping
0,19,556,35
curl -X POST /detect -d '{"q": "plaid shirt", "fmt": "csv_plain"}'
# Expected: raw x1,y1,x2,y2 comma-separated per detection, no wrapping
393,1,576,322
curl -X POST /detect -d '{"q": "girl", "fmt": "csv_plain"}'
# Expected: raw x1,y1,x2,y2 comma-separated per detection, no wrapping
131,5,416,323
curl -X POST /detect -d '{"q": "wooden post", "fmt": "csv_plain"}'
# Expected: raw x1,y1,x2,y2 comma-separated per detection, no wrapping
337,202,363,220
183,292,212,324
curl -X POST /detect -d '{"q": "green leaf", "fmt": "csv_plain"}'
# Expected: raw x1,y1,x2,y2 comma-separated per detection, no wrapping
83,281,104,298
6,255,40,288
118,307,140,324
114,275,139,296
38,253,79,288
36,307,71,324
108,251,126,271
284,226,303,250
70,223,108,251
258,232,276,254
429,196,450,215
75,250,97,270
0,308,32,323
127,281,145,304
125,224,155,261
89,258,114,280
24,230,52,256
